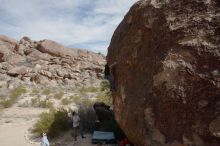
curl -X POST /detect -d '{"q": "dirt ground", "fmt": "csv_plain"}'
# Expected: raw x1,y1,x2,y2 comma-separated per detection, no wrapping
0,107,45,146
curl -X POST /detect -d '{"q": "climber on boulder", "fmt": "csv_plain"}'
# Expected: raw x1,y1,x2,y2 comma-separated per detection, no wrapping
104,62,117,91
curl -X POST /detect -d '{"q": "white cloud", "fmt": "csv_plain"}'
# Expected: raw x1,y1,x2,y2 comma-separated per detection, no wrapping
0,0,138,54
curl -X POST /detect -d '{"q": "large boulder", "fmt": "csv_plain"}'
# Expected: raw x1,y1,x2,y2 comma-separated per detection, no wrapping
37,40,79,57
27,50,52,61
107,0,220,146
0,35,17,46
0,35,17,62
7,66,31,76
4,53,26,65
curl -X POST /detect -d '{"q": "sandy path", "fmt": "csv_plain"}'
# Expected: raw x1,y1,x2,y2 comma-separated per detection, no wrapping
0,120,35,146
0,107,46,146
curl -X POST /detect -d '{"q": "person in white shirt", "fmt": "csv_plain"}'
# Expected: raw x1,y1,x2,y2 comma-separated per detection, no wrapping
41,133,50,146
72,111,85,141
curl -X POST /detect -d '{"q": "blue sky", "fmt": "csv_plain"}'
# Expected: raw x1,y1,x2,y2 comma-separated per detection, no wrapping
0,0,137,54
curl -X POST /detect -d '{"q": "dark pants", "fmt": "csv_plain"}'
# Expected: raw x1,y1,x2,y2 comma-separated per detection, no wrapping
72,126,84,140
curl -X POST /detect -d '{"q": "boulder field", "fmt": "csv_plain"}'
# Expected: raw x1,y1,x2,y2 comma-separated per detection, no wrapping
0,35,105,87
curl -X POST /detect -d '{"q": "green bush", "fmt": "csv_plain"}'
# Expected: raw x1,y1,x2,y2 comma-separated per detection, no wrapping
32,110,55,137
48,109,70,138
32,109,70,138
53,92,64,100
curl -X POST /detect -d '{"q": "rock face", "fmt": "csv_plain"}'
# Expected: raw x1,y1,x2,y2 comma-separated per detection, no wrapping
0,35,105,87
107,0,220,146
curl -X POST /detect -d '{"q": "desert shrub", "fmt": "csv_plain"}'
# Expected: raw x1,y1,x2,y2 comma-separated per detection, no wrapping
0,98,14,108
31,98,38,106
32,109,70,138
69,95,81,104
96,80,112,106
30,88,39,96
0,108,2,115
39,99,53,108
42,88,51,95
18,100,30,107
61,98,71,105
0,95,4,100
32,110,55,137
81,98,96,107
0,95,13,108
10,86,27,98
0,87,26,108
79,86,99,94
31,98,53,109
96,93,112,106
100,80,110,91
53,92,64,100
48,109,70,138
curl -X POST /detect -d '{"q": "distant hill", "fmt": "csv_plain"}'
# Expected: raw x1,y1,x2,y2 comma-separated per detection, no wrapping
0,35,105,88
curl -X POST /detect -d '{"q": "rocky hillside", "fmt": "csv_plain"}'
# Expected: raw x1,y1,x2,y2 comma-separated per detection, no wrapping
0,35,105,88
107,0,220,146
